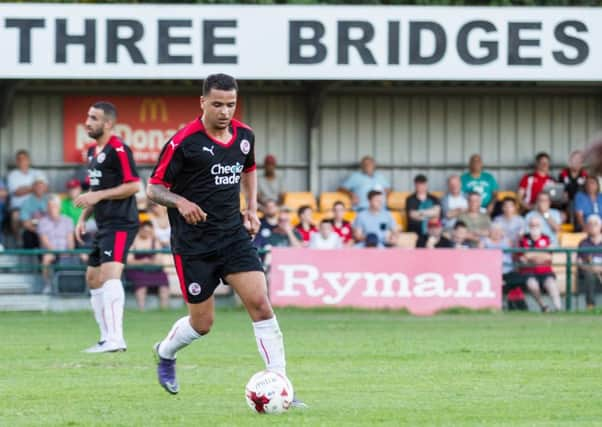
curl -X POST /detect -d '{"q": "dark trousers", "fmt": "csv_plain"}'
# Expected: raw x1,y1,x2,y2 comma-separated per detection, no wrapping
579,269,602,306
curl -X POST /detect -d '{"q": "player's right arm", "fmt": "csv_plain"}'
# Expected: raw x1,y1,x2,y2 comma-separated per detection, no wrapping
74,206,94,245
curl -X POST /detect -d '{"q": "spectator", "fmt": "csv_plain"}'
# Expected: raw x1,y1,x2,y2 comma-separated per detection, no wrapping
295,205,318,246
309,220,342,249
524,191,562,246
331,201,354,246
60,178,84,226
406,174,441,238
353,190,398,248
493,197,526,245
258,155,284,210
125,221,170,311
253,199,279,249
0,178,7,247
518,152,556,211
481,223,514,275
38,195,76,294
148,202,171,248
577,214,602,309
457,192,491,245
559,149,587,204
339,156,390,211
264,208,302,249
517,216,562,312
440,175,468,229
461,154,498,213
451,221,472,248
19,176,50,249
574,176,602,232
416,218,453,248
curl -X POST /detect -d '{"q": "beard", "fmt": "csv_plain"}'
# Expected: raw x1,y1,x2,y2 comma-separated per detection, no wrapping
87,128,104,139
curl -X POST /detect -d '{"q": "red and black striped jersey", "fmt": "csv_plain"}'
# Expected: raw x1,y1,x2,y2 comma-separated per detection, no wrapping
86,135,140,228
150,117,256,255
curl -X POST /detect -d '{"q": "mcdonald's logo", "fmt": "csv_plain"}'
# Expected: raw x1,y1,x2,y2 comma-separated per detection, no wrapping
139,98,168,123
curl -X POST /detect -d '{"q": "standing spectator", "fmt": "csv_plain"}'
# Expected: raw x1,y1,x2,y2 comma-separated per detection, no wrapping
294,205,318,246
574,176,602,232
309,220,342,249
331,201,354,246
440,175,468,229
460,154,498,213
457,192,491,246
416,218,453,248
517,216,562,312
38,195,76,294
559,150,587,203
125,221,170,311
525,191,562,246
450,221,472,248
60,178,84,226
253,199,279,249
339,156,390,211
493,197,526,245
258,155,284,210
149,202,171,248
19,176,50,249
406,174,441,239
577,214,602,309
0,178,7,247
518,152,556,211
353,190,398,248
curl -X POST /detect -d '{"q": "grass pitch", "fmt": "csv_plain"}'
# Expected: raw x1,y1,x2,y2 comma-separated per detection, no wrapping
1,308,601,426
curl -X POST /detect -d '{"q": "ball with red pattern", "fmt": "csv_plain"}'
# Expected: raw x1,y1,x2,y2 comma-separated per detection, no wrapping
584,134,602,176
245,370,294,414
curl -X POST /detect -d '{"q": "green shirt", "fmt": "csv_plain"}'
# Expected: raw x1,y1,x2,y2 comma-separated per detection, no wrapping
460,171,498,207
60,198,83,226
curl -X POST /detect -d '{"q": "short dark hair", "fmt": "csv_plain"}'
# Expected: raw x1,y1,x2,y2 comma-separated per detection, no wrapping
297,205,312,217
92,101,117,121
140,220,153,228
15,149,29,158
537,190,551,200
367,190,383,200
333,201,345,209
203,73,238,96
535,152,550,162
414,174,428,183
320,219,334,226
502,196,516,205
454,220,467,230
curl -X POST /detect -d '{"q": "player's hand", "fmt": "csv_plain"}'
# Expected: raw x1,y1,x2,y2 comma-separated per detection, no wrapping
176,198,207,224
75,220,86,245
243,210,260,238
74,192,101,209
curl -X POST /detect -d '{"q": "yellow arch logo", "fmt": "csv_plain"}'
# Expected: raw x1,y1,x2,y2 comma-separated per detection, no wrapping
140,98,168,123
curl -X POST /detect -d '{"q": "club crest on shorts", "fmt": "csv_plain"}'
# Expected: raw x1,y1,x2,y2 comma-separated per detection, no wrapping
240,139,251,155
188,282,202,296
97,152,106,164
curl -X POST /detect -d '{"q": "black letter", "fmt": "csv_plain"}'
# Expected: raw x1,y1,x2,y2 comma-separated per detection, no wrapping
55,19,96,64
457,21,498,65
5,19,45,63
388,21,400,65
337,21,376,65
553,20,589,65
289,21,326,65
158,20,192,64
508,22,541,66
409,21,446,65
106,19,145,64
203,20,237,64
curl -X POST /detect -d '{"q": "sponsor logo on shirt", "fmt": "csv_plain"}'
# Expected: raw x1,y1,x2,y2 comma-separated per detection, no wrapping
88,169,103,186
210,162,244,185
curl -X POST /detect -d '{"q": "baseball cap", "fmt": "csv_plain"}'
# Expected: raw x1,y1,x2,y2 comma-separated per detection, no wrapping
264,154,277,165
66,178,81,189
428,218,442,228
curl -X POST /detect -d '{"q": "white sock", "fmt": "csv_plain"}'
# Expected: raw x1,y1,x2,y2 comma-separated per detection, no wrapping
158,316,201,360
253,316,286,376
90,288,107,343
102,279,125,345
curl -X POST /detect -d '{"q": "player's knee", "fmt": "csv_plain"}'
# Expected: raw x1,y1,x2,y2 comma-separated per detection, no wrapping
249,296,273,320
190,313,214,335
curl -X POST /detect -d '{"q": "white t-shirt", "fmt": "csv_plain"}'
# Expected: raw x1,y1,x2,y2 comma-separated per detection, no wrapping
7,168,46,209
309,232,342,250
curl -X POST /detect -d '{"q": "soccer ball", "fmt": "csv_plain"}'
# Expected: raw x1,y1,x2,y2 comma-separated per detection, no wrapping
245,370,294,414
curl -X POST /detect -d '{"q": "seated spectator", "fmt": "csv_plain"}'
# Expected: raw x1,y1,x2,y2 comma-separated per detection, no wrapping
295,205,318,246
457,192,491,246
524,191,562,246
125,221,170,311
406,174,441,239
0,178,7,247
559,149,587,205
253,199,279,249
19,176,50,249
461,154,498,213
7,150,46,243
451,221,472,248
481,223,514,274
264,208,302,249
331,201,354,246
440,175,467,229
416,218,453,248
149,202,171,248
309,220,342,249
577,214,602,309
517,216,562,312
258,155,284,210
60,178,84,226
574,176,602,232
518,152,556,211
339,156,390,211
38,195,76,294
353,190,398,248
493,197,526,245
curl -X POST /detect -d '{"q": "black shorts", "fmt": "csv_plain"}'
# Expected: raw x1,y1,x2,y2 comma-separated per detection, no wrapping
521,272,557,291
173,239,263,304
88,226,138,267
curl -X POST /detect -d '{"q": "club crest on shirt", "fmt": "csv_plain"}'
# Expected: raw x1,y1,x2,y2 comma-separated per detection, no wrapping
97,152,106,164
240,139,250,155
188,282,202,296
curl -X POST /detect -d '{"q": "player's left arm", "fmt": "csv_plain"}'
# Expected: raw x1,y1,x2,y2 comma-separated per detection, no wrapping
241,134,260,236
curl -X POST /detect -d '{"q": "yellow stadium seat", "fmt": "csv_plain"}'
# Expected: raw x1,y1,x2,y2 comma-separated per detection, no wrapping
397,232,418,249
560,223,575,233
431,191,444,199
319,192,352,212
312,211,328,225
343,211,357,223
387,191,411,211
559,232,587,248
497,191,518,202
552,252,579,296
282,192,317,213
389,210,406,230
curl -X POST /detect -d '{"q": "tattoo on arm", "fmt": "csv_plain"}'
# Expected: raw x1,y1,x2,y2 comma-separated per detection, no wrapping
147,184,181,208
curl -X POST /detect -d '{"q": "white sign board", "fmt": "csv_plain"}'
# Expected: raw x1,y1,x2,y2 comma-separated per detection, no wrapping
0,4,601,81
